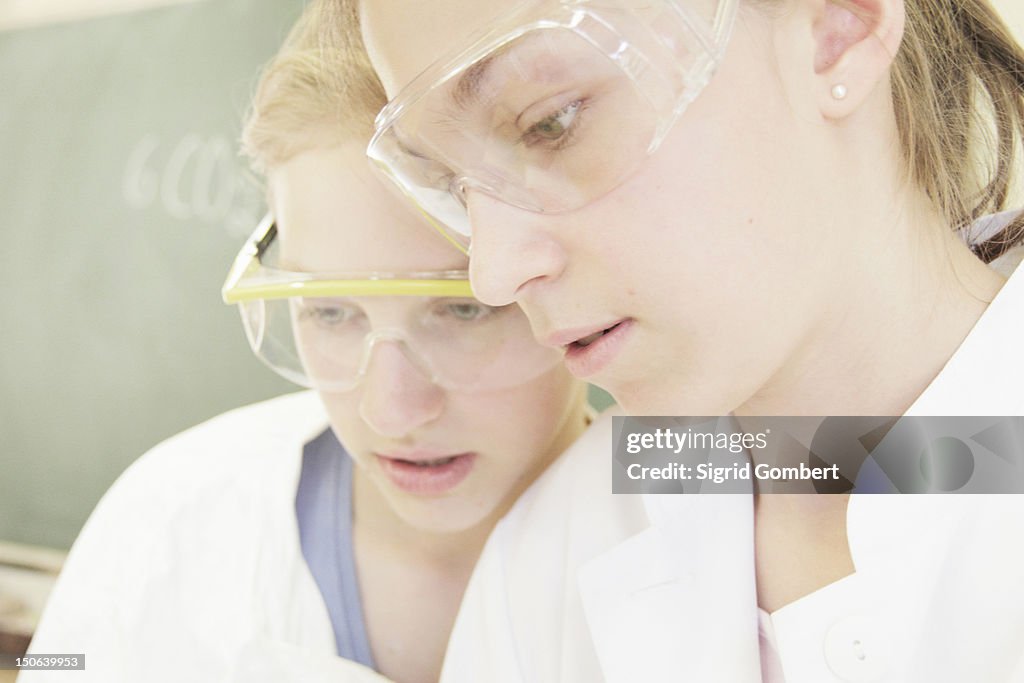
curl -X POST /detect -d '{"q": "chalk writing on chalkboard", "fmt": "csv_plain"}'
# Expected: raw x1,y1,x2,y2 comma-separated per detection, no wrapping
122,132,262,238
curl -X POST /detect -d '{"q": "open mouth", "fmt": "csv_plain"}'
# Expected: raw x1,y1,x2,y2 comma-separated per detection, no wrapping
393,456,458,467
570,321,624,349
375,452,477,495
561,318,634,378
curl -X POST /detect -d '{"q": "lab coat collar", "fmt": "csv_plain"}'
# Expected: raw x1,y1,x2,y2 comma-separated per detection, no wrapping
904,258,1024,416
578,493,761,683
226,637,390,682
848,259,1024,567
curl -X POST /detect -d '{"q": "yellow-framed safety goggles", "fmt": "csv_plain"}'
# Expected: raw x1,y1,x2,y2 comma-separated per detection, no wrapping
221,214,560,392
221,213,473,304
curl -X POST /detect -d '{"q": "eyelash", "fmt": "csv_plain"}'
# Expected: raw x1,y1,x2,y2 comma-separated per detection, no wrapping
434,299,499,322
519,98,588,151
300,303,361,327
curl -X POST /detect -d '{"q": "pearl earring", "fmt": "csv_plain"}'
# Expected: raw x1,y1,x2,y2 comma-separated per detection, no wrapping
831,84,848,100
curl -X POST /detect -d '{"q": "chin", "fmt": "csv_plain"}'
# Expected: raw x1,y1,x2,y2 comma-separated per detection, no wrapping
607,380,673,416
392,496,494,535
614,381,724,417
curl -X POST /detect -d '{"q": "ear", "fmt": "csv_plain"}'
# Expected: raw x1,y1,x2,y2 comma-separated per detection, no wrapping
812,0,905,119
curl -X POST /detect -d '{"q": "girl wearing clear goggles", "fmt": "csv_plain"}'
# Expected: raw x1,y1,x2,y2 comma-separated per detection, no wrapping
222,213,562,394
358,0,1024,680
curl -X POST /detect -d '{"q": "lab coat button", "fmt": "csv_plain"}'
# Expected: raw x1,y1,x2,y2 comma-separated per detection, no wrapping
823,615,893,682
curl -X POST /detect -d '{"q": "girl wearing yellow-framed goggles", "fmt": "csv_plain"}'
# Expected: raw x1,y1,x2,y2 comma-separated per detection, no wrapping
222,214,561,393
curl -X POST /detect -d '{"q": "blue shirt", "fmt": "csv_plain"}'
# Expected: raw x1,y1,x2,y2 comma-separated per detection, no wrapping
295,428,376,669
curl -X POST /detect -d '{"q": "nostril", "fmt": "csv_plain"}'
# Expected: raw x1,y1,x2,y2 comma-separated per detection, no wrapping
449,176,469,208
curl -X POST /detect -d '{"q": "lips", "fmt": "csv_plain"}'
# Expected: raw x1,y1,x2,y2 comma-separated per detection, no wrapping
375,451,477,495
558,318,634,378
391,454,459,466
570,321,625,349
544,319,628,349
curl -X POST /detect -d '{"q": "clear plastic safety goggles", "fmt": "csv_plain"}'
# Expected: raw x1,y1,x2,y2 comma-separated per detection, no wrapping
221,214,562,391
367,0,738,250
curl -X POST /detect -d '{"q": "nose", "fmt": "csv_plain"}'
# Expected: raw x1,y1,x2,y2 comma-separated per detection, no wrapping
466,191,567,306
358,341,445,438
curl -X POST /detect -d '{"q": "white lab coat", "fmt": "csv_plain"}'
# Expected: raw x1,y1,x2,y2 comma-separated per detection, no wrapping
441,260,1024,683
21,391,389,683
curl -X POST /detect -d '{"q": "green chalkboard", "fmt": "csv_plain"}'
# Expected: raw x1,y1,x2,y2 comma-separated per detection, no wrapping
0,0,305,548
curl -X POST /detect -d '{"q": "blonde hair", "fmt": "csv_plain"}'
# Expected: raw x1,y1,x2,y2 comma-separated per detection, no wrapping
240,0,385,175
890,0,1024,261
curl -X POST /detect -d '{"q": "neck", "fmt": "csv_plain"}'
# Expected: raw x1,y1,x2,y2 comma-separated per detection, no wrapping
737,195,1006,418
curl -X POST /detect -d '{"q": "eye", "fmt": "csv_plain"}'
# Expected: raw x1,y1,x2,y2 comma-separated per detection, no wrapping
437,299,498,322
522,99,583,146
300,301,362,328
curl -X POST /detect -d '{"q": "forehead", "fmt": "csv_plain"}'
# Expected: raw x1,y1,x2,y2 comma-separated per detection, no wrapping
360,0,520,98
267,143,467,273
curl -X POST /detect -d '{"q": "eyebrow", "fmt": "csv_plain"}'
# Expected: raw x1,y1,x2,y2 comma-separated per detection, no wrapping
449,52,502,112
445,30,566,115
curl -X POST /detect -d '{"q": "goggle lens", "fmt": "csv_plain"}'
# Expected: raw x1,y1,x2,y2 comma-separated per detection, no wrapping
369,0,738,247
238,295,561,392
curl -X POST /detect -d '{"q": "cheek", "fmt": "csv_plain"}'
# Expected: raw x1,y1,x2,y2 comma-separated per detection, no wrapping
446,371,582,458
315,392,373,461
590,79,819,314
316,369,580,456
